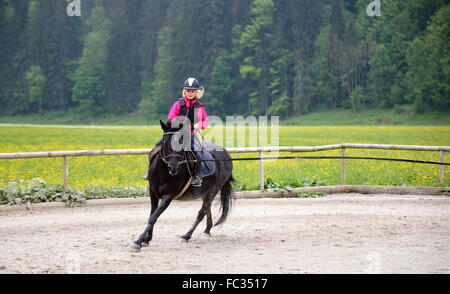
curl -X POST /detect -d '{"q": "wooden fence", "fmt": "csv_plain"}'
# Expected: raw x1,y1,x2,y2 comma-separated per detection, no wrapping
0,144,448,191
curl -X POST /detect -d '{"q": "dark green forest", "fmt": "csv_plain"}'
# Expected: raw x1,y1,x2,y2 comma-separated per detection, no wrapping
0,0,449,120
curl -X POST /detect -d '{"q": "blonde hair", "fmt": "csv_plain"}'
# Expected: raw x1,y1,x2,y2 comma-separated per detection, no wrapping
182,86,204,99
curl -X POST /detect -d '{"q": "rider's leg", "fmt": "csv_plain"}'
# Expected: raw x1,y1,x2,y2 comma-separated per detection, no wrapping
191,135,202,187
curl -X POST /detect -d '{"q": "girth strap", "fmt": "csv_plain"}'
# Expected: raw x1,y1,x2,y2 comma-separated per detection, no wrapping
174,177,193,200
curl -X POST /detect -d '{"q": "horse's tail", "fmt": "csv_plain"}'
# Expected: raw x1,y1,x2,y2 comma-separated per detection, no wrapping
214,175,236,226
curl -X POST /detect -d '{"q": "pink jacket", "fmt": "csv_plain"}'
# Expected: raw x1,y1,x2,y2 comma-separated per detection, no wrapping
167,97,209,130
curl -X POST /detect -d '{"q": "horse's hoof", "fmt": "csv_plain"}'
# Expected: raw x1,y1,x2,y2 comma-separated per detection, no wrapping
141,242,149,247
129,242,142,252
180,236,190,242
204,232,211,237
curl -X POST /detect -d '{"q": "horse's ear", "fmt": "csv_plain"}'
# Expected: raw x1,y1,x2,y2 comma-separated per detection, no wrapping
159,120,167,132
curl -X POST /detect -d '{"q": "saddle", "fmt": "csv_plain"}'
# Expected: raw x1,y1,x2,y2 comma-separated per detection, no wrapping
192,140,216,178
196,150,216,178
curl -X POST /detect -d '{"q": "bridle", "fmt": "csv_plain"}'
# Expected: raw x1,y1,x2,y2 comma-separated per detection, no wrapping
159,131,190,168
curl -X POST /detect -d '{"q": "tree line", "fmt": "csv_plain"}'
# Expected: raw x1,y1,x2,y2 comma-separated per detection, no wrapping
0,0,449,120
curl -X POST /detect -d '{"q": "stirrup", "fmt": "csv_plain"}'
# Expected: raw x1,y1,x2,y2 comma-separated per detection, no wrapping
191,176,202,187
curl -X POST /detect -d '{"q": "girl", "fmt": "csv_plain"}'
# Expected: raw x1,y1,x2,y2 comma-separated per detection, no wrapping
146,77,209,187
167,77,209,136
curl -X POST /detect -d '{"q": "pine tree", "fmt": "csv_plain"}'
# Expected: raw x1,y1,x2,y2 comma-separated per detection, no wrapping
72,5,110,114
0,0,29,114
281,0,323,115
142,25,176,119
238,0,276,115
207,51,234,117
367,44,396,108
138,0,169,101
104,0,142,114
24,65,47,113
423,4,450,109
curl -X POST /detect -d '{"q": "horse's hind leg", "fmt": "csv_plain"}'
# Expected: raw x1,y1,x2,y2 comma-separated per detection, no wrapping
181,196,212,242
203,207,213,236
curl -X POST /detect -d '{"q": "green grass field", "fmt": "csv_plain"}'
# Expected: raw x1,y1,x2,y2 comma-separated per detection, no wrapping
0,125,448,192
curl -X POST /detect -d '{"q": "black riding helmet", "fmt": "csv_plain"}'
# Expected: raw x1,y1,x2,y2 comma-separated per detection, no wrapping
184,77,200,90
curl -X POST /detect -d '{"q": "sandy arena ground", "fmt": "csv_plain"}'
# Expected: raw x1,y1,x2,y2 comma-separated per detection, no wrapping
0,193,449,274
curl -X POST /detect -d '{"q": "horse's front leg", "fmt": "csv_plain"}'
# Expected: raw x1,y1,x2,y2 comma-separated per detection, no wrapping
140,193,159,247
131,194,173,251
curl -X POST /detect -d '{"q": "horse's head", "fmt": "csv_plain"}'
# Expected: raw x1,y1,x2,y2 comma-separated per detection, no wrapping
159,120,189,176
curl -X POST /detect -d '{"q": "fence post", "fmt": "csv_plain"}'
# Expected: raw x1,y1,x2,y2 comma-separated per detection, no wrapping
440,151,445,185
341,147,347,185
259,151,265,191
63,156,69,191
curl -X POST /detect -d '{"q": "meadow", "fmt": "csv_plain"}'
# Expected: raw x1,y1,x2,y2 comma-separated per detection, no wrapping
0,125,449,194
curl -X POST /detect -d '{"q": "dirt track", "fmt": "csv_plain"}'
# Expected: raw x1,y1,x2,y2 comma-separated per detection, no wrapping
0,193,449,274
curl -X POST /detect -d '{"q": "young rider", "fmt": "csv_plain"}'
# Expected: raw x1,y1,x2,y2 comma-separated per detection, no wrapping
146,77,209,187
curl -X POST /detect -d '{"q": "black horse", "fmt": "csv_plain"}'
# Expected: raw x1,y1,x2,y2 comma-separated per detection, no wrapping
130,120,236,251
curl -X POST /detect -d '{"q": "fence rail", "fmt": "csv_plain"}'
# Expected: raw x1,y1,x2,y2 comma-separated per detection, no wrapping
1,144,448,191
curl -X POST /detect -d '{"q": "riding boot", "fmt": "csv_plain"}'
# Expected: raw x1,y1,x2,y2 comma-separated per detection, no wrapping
191,160,202,187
